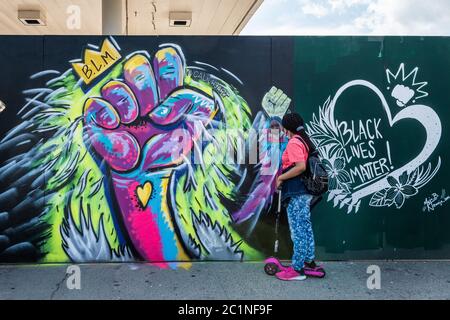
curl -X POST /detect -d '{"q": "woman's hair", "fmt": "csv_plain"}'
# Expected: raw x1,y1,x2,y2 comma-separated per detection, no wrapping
281,112,316,152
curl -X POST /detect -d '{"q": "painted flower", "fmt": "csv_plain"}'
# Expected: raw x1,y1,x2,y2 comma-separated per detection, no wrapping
385,172,418,209
322,157,351,191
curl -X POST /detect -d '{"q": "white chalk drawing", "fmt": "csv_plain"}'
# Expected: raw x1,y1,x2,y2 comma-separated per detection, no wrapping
423,189,450,213
307,64,442,213
386,63,428,107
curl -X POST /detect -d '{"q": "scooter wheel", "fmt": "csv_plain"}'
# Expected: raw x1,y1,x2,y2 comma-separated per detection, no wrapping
264,263,279,276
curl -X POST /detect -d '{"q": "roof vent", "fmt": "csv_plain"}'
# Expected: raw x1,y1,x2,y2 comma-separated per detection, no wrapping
169,12,192,27
18,10,46,26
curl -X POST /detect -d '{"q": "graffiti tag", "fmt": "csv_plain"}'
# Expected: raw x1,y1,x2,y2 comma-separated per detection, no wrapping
423,189,450,213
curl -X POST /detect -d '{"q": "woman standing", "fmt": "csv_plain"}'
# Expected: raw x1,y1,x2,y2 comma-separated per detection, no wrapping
276,112,319,281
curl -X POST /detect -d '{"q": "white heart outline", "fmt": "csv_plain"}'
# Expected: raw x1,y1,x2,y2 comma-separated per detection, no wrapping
328,80,442,206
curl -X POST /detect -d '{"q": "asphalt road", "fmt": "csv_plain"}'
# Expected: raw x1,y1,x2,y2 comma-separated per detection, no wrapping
0,261,449,300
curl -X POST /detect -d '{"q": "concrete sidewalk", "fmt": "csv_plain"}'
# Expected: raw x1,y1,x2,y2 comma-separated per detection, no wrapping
0,261,449,300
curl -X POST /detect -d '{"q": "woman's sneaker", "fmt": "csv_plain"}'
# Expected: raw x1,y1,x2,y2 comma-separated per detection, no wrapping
304,261,326,278
275,267,307,281
304,261,317,269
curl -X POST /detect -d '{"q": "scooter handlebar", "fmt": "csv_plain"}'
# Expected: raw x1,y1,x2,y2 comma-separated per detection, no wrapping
277,190,282,213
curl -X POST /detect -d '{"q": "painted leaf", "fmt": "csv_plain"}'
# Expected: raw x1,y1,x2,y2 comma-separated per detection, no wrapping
399,171,409,185
346,204,353,214
339,197,351,209
387,176,398,187
333,194,347,207
369,189,389,207
316,138,335,148
329,143,344,158
407,168,419,185
334,157,346,170
401,185,418,197
338,170,352,184
355,200,361,213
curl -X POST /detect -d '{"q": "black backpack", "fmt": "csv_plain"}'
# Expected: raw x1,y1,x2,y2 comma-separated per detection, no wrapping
295,136,329,196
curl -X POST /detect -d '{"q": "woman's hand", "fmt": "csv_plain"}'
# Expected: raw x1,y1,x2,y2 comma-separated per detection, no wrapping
276,176,283,189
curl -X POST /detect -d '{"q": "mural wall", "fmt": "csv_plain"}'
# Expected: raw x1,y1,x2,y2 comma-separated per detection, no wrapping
295,37,450,259
0,36,449,265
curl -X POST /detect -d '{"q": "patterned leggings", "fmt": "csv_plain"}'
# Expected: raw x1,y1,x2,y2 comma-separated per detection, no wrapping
287,194,315,271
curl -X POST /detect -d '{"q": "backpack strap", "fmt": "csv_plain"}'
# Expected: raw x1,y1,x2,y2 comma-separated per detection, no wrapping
294,135,310,154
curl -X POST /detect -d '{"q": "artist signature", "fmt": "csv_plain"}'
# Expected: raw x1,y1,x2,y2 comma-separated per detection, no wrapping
423,189,450,213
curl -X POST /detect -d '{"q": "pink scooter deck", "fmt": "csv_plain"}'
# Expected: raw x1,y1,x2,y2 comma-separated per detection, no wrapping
264,257,326,278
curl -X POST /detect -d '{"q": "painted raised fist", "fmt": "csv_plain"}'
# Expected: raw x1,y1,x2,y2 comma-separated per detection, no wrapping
261,86,291,121
83,46,216,173
82,46,217,264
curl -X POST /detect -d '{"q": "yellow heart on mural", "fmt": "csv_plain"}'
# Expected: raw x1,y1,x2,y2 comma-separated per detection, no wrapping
136,182,152,208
